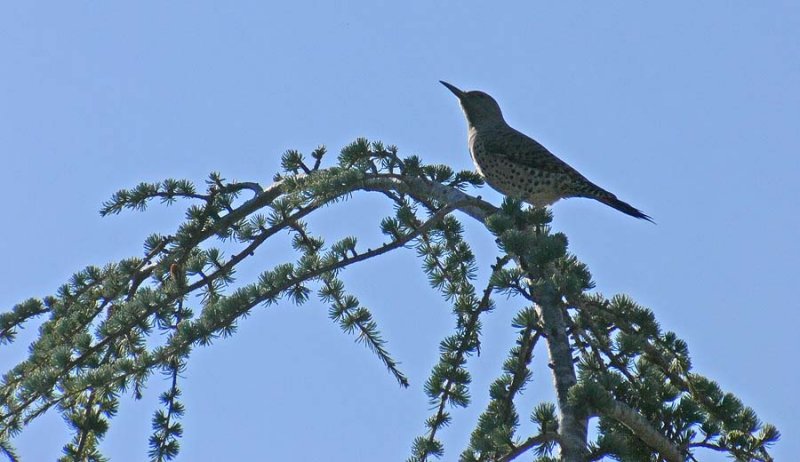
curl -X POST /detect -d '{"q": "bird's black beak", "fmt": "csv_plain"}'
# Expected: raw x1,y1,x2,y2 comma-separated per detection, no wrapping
440,81,464,99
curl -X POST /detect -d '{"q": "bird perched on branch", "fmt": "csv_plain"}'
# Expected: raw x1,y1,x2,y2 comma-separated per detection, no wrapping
440,81,653,222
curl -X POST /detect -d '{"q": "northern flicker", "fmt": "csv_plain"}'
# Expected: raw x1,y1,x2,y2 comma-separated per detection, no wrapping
441,81,653,222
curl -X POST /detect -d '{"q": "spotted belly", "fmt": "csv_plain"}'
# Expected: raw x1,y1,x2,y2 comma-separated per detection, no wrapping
469,144,571,207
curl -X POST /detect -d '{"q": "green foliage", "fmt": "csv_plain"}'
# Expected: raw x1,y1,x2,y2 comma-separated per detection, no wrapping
460,307,543,461
0,139,778,462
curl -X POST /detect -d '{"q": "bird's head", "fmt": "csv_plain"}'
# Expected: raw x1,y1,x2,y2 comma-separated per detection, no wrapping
440,81,505,128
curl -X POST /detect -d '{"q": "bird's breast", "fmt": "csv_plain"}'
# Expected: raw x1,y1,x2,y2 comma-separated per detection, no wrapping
467,128,485,176
466,128,568,207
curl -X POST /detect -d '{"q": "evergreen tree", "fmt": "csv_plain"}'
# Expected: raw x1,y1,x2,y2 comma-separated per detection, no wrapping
0,140,778,461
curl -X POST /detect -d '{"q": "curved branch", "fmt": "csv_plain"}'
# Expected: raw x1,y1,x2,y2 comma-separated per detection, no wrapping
497,431,560,462
3,171,487,402
599,398,683,462
360,174,496,223
2,200,467,427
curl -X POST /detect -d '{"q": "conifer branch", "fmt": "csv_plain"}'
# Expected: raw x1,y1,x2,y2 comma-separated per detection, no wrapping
496,431,560,462
532,286,587,461
416,263,502,461
0,140,778,461
0,202,462,430
461,306,542,462
599,398,684,462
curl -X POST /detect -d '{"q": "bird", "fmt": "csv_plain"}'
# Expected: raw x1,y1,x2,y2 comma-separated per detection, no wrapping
440,81,653,222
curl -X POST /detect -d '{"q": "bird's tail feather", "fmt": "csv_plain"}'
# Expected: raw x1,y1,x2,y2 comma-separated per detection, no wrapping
594,192,654,223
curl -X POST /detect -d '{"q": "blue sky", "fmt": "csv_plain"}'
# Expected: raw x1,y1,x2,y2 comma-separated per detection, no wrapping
1,2,798,460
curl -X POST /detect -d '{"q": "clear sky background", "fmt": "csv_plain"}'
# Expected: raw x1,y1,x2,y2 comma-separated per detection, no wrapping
1,2,798,461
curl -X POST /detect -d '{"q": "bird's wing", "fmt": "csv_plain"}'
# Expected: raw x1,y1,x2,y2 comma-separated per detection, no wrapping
484,127,584,177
